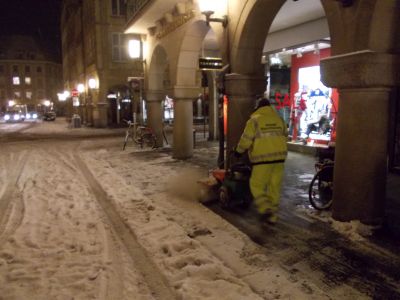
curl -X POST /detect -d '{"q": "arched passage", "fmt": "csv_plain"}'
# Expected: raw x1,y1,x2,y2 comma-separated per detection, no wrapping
170,19,221,159
228,0,400,225
146,45,169,147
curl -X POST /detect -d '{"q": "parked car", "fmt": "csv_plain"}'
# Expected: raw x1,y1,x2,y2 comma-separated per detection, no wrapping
26,111,39,120
4,110,25,122
43,111,56,121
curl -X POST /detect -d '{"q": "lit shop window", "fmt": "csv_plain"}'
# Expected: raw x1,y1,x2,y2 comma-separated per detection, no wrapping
26,91,32,99
13,76,20,85
25,77,31,85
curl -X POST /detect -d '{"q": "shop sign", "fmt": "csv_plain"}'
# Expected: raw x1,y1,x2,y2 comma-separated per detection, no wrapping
71,89,79,97
199,57,223,70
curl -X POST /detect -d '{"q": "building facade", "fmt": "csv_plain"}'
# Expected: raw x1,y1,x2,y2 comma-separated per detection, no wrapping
0,35,62,114
124,0,400,226
61,0,143,127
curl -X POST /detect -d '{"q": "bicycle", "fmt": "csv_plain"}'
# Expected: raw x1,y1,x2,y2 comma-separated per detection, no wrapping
122,120,157,150
308,147,335,210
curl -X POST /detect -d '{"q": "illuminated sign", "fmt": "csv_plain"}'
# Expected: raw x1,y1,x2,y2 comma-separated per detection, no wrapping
199,57,223,70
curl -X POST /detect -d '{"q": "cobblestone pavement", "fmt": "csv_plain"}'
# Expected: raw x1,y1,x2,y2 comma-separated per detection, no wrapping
188,140,400,299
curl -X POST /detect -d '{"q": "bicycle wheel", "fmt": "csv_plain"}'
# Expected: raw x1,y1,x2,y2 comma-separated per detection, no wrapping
122,131,129,150
142,133,156,148
308,165,334,210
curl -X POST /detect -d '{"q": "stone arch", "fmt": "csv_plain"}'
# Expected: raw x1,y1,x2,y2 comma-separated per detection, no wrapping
229,0,347,75
145,44,169,148
147,44,169,92
369,0,400,53
174,19,213,88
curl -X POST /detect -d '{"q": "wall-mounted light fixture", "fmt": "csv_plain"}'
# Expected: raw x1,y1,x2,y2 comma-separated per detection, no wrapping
199,0,228,27
128,39,142,60
88,78,98,89
77,83,85,93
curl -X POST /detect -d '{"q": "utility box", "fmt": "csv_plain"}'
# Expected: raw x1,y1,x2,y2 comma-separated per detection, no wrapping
71,114,81,128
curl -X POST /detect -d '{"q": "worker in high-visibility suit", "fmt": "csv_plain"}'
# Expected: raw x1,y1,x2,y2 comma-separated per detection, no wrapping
235,98,288,225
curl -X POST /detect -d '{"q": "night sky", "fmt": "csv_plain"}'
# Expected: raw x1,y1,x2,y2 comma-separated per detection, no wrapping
0,0,62,59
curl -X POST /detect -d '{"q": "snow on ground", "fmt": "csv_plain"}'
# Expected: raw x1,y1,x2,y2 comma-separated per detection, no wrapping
0,145,154,300
0,120,370,299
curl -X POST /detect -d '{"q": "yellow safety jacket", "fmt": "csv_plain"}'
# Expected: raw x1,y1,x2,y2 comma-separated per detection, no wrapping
236,106,288,164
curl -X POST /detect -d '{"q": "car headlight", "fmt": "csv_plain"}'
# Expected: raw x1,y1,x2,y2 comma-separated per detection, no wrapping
26,113,31,119
4,114,10,120
14,114,20,120
33,113,38,119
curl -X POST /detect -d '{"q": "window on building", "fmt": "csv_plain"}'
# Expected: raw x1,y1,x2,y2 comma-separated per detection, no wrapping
0,90,5,99
14,91,21,98
25,65,30,73
111,0,126,16
25,77,31,85
26,91,32,99
37,66,42,73
13,65,19,73
13,76,20,85
112,33,128,61
0,65,4,74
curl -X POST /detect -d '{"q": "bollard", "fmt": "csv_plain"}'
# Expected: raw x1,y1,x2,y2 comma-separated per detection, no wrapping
193,129,196,148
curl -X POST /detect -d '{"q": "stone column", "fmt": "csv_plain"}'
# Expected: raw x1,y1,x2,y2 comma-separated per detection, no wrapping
224,74,266,165
208,71,218,141
146,90,164,148
173,98,193,159
333,88,390,223
321,50,400,224
93,102,108,128
171,87,199,159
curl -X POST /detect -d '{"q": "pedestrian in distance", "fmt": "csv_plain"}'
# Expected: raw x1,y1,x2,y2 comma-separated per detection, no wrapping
234,97,288,226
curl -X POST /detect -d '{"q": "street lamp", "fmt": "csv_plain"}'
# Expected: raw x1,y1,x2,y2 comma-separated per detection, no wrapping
77,83,85,93
198,0,228,27
88,78,98,89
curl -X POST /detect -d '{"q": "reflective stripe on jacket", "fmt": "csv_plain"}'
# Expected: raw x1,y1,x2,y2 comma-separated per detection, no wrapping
237,106,288,163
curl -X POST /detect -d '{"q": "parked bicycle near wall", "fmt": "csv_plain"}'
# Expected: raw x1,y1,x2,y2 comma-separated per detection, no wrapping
122,119,157,150
308,146,335,210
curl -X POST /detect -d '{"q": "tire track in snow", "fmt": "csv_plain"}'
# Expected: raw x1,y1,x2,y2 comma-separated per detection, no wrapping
51,148,126,300
0,151,29,244
73,153,177,300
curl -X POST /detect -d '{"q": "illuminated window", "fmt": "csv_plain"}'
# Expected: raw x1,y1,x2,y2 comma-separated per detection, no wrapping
25,77,31,85
13,76,20,85
111,0,126,16
14,91,21,98
26,91,32,99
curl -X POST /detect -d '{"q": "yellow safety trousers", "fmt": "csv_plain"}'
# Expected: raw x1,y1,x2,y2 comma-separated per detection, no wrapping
250,163,285,214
